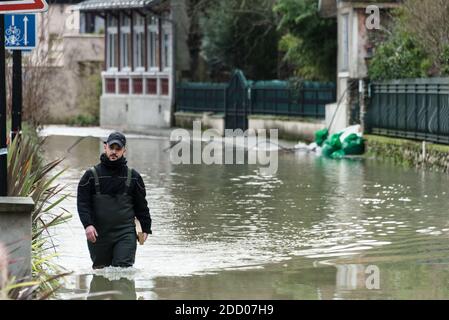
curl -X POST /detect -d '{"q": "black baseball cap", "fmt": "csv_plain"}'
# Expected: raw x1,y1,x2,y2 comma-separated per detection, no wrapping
105,131,126,148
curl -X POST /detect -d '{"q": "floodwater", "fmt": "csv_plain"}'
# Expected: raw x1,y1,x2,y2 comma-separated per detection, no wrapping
42,127,449,300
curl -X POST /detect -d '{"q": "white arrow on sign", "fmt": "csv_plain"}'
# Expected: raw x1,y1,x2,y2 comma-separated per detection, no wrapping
23,16,28,45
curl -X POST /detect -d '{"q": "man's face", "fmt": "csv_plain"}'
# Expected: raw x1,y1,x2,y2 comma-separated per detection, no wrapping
104,143,126,161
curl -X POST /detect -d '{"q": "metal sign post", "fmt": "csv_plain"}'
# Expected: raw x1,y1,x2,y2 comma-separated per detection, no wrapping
5,13,36,141
11,50,22,141
0,1,48,196
0,15,7,196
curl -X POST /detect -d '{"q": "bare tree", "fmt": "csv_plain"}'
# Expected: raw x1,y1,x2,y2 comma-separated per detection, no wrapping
400,0,449,72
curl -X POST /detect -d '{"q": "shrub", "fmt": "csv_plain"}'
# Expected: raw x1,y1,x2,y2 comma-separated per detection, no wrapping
3,133,72,299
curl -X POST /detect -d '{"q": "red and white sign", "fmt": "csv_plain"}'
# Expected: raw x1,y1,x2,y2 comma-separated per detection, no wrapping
0,0,48,14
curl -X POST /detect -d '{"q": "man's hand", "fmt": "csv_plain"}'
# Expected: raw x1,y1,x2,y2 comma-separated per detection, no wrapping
86,225,98,243
143,233,148,243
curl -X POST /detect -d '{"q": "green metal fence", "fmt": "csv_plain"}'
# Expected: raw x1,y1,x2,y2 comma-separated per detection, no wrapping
368,78,449,144
176,77,336,119
250,81,335,118
176,82,227,113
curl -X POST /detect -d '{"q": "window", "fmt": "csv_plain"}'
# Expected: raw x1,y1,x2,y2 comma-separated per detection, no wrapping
162,30,170,68
84,15,105,34
147,78,157,94
82,12,96,34
120,15,131,69
106,78,116,93
119,78,129,94
107,15,118,69
133,78,143,94
147,16,158,69
133,13,145,69
341,13,349,71
161,78,169,95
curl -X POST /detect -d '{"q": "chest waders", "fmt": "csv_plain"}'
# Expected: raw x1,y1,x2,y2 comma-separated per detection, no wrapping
87,167,137,268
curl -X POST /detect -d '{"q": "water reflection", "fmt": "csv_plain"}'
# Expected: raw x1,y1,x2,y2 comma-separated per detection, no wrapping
41,132,449,299
88,275,136,300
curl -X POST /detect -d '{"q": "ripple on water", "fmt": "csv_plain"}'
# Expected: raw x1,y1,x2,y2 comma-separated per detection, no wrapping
42,133,449,299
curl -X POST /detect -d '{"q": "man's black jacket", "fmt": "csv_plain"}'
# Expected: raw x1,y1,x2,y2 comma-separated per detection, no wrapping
77,154,152,234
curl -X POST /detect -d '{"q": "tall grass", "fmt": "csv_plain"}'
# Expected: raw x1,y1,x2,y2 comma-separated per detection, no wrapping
1,133,72,299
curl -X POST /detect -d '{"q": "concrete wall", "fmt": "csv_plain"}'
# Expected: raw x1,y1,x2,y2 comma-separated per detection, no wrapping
47,34,104,122
326,102,349,134
34,3,105,123
101,95,172,130
174,112,325,141
0,197,34,279
249,116,325,142
365,134,449,173
37,3,82,67
175,112,225,135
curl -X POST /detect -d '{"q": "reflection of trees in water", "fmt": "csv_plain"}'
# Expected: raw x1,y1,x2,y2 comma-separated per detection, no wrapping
88,275,137,300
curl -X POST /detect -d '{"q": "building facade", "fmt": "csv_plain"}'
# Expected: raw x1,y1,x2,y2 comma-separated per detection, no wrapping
318,0,401,133
78,0,177,130
31,0,104,123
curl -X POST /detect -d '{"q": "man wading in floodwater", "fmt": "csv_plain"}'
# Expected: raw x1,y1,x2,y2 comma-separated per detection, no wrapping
77,132,152,269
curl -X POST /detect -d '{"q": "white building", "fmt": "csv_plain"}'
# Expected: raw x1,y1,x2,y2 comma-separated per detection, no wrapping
77,0,179,130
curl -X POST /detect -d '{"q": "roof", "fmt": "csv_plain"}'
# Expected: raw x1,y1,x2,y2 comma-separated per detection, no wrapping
76,0,161,11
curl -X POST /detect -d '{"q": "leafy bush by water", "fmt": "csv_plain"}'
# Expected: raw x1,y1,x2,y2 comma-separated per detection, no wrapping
1,133,72,299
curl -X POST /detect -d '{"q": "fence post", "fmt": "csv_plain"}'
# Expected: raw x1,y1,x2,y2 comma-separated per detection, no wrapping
437,83,441,141
360,79,367,132
422,141,426,164
248,85,253,116
425,83,428,141
415,83,418,140
263,87,266,113
394,84,397,136
404,83,408,135
273,88,277,115
300,88,305,116
385,85,389,135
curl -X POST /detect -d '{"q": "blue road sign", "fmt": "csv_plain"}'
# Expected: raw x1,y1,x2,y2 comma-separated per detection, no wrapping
4,14,37,50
